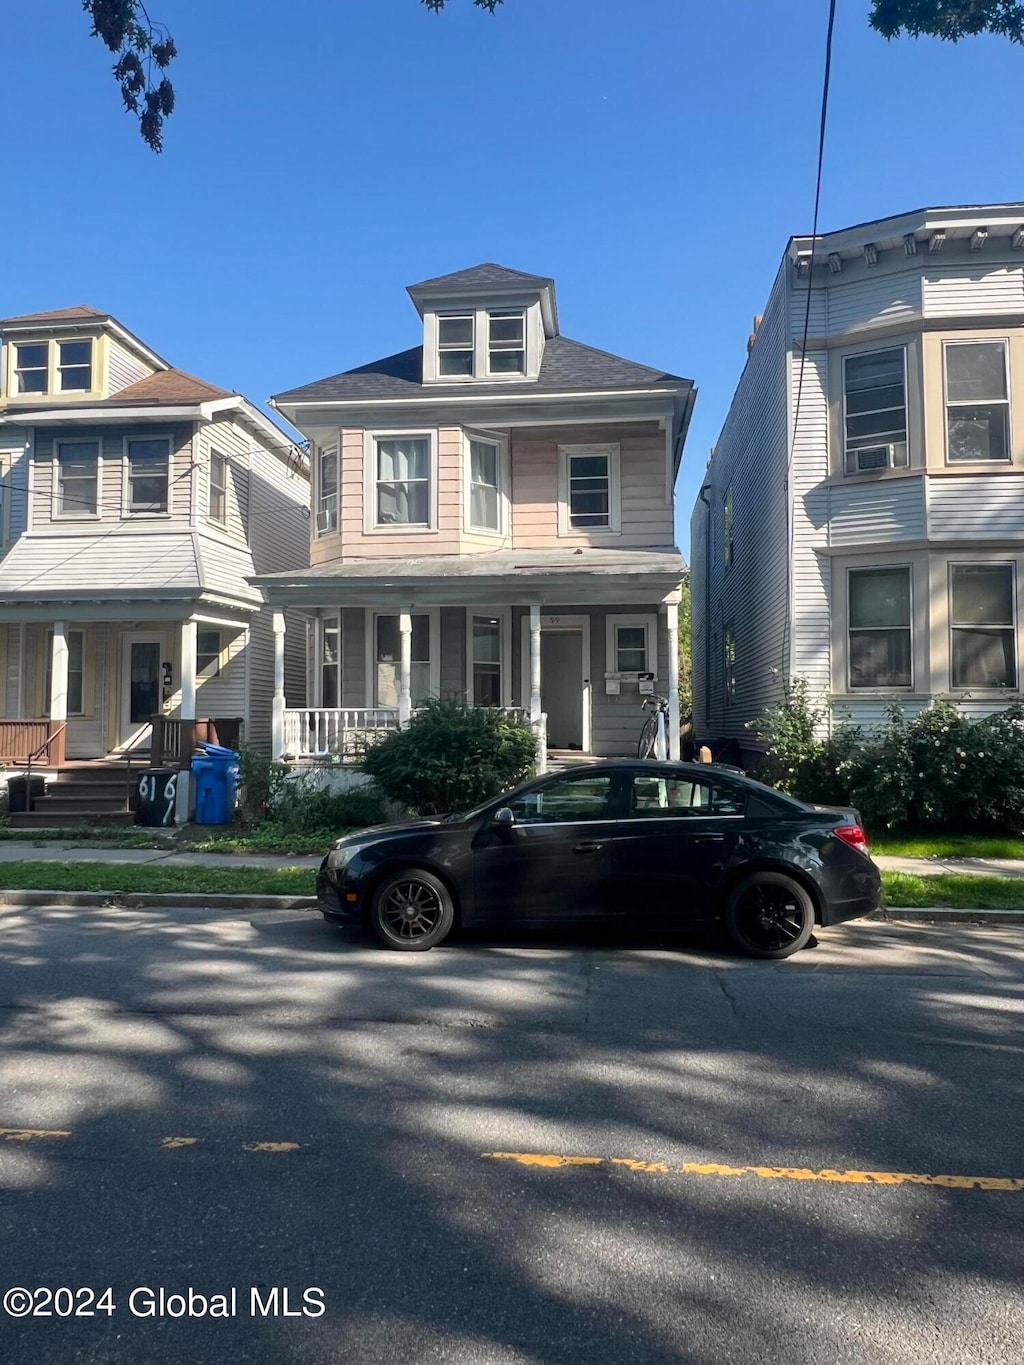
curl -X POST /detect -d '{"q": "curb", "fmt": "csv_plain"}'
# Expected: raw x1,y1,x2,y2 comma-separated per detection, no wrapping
0,891,319,912
870,907,1024,926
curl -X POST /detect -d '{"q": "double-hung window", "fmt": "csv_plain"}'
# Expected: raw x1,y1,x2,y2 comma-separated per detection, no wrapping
196,629,222,679
843,348,908,474
375,436,430,527
848,566,912,689
438,315,475,377
471,615,503,706
488,311,525,375
317,445,339,535
950,565,1016,689
607,614,655,676
469,437,502,532
375,614,431,707
945,341,1010,463
15,343,48,394
58,340,92,392
561,444,619,534
209,449,228,525
56,440,99,517
321,616,341,707
127,438,170,513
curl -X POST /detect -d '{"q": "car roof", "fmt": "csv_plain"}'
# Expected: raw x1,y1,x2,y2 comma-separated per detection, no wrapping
536,760,806,806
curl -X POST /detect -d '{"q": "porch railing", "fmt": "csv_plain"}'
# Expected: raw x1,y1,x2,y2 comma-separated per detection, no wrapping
281,706,538,765
150,716,244,767
0,719,67,767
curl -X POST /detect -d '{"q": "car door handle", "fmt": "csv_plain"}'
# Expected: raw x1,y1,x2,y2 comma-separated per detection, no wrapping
690,835,726,845
573,841,606,854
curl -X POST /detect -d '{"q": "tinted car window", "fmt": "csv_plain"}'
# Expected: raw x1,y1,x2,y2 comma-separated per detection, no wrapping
629,775,745,818
507,775,612,825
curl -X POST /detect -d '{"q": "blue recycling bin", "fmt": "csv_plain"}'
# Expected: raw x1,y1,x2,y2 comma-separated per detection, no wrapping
191,742,240,825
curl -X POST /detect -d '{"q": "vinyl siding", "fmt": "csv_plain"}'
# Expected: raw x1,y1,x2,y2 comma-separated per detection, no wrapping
928,474,1024,539
440,606,466,699
828,477,926,546
32,423,194,525
790,347,831,705
340,608,367,708
3,624,22,714
1,432,30,546
824,269,921,335
922,265,1024,318
106,340,156,395
195,420,250,543
586,605,670,756
193,626,248,723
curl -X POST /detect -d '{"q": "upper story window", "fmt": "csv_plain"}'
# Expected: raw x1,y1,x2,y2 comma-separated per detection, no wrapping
374,435,431,528
848,566,912,689
208,449,228,525
488,311,525,375
15,343,48,394
468,437,502,533
12,338,94,396
58,341,92,391
950,564,1016,690
196,629,223,679
558,443,621,535
316,444,339,536
843,347,908,475
438,315,475,377
723,485,735,568
56,440,99,518
944,341,1010,463
127,437,170,513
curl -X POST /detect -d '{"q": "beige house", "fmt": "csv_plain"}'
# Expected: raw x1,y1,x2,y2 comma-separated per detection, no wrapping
0,305,309,823
257,264,694,769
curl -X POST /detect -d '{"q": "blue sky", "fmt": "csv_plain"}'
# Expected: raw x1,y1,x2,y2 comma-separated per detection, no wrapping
7,0,1024,553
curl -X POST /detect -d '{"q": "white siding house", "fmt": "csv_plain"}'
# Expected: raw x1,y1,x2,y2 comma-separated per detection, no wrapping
692,203,1024,759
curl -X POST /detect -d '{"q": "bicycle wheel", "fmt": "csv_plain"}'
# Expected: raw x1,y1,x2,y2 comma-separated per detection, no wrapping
637,714,659,759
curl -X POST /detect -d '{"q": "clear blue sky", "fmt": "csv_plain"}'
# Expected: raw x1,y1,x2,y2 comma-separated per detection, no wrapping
7,0,1024,554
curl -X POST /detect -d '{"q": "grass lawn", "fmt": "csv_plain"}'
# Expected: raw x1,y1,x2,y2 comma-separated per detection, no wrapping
0,824,344,857
0,862,316,898
881,872,1024,911
871,832,1024,860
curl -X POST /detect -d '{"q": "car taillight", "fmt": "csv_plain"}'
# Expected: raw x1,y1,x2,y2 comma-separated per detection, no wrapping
833,824,870,855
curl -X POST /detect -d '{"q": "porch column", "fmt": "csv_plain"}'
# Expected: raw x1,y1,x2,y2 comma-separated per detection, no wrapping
49,622,69,767
398,610,413,727
176,619,198,823
528,602,542,722
272,611,286,762
664,596,681,761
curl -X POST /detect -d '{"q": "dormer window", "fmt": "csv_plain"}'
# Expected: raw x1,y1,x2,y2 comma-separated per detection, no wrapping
438,315,475,377
15,344,48,394
10,337,94,396
488,311,525,375
58,341,93,392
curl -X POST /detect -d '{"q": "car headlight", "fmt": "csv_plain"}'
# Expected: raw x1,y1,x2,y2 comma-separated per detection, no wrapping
326,845,356,871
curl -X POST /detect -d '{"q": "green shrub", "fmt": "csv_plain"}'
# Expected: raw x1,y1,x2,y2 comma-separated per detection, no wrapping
236,744,289,827
360,698,538,815
271,776,387,832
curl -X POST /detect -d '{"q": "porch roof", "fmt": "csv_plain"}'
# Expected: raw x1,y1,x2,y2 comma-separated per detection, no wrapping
252,546,686,607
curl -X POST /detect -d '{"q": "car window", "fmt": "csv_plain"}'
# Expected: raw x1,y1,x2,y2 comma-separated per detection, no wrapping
506,775,613,825
629,775,745,818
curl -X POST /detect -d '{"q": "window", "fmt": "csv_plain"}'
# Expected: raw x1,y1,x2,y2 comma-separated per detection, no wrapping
375,614,431,706
506,774,612,825
15,343,48,394
56,440,99,517
630,774,745,818
126,438,169,513
724,624,737,702
848,566,912,689
45,630,85,716
471,615,503,706
843,347,908,474
945,341,1010,463
469,438,501,531
196,629,222,679
561,444,620,533
58,340,92,392
607,615,655,675
209,449,228,525
723,485,735,567
321,617,341,707
438,315,474,377
375,436,430,527
950,565,1016,689
488,311,525,375
317,444,338,536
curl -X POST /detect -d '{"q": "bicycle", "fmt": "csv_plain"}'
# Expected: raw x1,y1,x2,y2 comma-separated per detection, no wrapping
637,693,670,759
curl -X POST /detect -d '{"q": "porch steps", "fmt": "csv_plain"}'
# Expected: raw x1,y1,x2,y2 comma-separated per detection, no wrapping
7,761,142,829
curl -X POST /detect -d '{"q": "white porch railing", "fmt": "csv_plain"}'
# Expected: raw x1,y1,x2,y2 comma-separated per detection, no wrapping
281,705,545,768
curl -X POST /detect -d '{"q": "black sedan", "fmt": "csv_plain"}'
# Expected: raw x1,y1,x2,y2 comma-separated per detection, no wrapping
317,760,881,959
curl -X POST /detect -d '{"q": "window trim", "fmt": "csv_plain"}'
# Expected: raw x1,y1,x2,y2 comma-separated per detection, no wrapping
486,309,527,379
465,607,513,707
315,442,340,538
948,561,1017,692
846,563,914,691
437,313,476,380
942,337,1012,466
8,336,98,399
557,443,621,537
123,434,172,516
363,430,438,534
605,613,657,678
52,439,102,521
208,448,229,526
57,339,94,394
196,628,224,680
364,607,442,708
13,341,49,396
319,612,342,707
842,344,909,477
463,429,509,536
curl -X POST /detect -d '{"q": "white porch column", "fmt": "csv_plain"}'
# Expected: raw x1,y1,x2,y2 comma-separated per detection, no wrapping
272,611,286,762
398,610,413,727
528,602,542,722
664,597,681,761
176,619,198,823
49,622,69,727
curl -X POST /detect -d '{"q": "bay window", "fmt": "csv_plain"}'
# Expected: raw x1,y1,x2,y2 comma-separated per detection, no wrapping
945,341,1010,463
209,449,228,525
848,566,912,688
950,564,1016,689
317,444,339,536
843,347,908,474
374,436,431,527
469,437,502,532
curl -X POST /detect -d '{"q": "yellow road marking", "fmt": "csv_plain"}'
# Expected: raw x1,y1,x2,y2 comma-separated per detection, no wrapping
160,1137,200,1150
0,1127,71,1142
483,1152,1024,1192
241,1141,301,1153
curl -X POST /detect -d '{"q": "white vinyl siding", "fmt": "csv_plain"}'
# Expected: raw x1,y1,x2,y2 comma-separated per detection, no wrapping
928,474,1024,539
922,265,1024,318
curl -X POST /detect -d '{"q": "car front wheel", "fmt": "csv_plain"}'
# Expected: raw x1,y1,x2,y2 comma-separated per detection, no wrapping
724,872,815,959
370,869,455,951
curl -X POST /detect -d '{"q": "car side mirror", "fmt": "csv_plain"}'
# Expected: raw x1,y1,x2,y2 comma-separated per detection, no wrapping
493,807,515,827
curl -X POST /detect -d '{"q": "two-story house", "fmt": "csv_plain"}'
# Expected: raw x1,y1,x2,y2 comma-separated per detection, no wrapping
256,264,694,769
0,305,309,822
691,203,1024,762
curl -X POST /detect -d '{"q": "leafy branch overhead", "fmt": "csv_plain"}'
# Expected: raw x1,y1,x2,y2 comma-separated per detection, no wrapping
84,1,176,152
869,0,1024,42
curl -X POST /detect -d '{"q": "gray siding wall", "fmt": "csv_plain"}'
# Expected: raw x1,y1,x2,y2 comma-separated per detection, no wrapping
440,607,466,700
922,264,1024,317
1,430,30,547
828,477,926,547
194,626,248,724
340,609,367,707
928,474,1024,539
824,268,921,336
3,624,22,714
107,341,155,394
790,348,831,707
32,424,194,525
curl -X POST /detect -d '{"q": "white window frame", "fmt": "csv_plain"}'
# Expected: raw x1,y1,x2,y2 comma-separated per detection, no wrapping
365,608,442,708
465,607,513,707
605,613,657,678
437,313,476,380
942,338,1012,466
464,429,508,536
124,434,172,515
363,430,438,534
57,339,94,393
486,310,527,378
196,628,224,680
316,443,340,538
208,448,229,526
53,439,102,520
842,345,909,476
14,341,49,395
558,443,621,537
320,612,342,707
847,564,914,691
948,561,1017,692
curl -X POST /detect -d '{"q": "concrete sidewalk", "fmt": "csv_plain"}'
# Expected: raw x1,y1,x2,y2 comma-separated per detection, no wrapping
874,854,1024,879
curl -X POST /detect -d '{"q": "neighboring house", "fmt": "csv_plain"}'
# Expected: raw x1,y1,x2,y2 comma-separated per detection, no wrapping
256,264,694,769
691,202,1024,763
0,305,309,822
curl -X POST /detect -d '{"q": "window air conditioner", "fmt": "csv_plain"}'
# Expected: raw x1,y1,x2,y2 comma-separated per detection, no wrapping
846,442,909,475
315,508,337,534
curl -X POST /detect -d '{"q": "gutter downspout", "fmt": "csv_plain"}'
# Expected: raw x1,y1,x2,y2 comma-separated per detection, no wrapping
697,483,712,733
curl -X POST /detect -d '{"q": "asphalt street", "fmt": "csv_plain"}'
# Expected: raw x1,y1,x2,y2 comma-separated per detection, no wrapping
0,904,1022,1365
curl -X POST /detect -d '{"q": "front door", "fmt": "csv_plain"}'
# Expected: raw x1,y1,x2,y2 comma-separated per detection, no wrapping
542,630,583,750
120,634,164,747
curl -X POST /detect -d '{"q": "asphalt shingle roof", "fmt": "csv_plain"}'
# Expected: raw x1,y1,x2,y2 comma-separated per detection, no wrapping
0,305,106,326
253,546,686,585
407,263,553,293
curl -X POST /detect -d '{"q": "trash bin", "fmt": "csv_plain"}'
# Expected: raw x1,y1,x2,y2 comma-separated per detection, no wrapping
6,774,47,814
191,742,240,825
136,768,179,827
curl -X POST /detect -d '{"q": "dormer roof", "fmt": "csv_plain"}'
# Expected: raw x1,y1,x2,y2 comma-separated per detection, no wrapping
0,304,171,372
407,261,559,336
0,304,107,325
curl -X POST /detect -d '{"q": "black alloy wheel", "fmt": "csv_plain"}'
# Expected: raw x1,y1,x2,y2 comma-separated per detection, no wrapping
370,869,455,951
724,872,815,959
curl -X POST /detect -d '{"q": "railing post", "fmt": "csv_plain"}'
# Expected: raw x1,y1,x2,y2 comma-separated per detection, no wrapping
272,612,286,762
176,619,198,823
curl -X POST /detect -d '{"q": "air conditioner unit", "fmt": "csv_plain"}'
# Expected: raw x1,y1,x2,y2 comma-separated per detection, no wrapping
315,508,337,535
845,441,909,475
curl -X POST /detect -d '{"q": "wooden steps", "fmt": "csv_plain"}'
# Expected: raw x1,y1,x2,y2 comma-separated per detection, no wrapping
7,760,149,828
